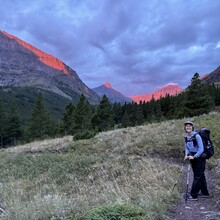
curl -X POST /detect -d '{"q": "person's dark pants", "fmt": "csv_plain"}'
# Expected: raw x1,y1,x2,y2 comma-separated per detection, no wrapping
190,158,209,198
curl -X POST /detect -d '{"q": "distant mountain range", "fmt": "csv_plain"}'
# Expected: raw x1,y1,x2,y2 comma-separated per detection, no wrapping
0,29,219,119
93,82,183,104
92,82,132,104
130,83,183,103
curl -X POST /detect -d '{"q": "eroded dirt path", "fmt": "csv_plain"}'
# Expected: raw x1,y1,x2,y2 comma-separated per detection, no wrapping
166,162,220,220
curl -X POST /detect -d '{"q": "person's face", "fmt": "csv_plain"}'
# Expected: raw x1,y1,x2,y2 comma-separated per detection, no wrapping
185,124,193,133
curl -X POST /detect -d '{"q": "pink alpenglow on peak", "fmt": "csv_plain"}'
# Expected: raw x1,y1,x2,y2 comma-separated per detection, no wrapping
130,83,183,104
104,82,113,89
0,30,100,104
1,30,72,78
200,73,209,80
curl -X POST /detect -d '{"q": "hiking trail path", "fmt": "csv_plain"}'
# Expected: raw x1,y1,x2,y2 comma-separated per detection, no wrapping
166,160,220,220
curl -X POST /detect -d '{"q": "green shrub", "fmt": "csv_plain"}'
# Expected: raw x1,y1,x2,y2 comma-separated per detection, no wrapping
74,130,97,140
81,204,145,220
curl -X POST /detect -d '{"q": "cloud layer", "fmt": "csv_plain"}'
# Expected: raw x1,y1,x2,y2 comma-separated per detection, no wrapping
1,0,220,96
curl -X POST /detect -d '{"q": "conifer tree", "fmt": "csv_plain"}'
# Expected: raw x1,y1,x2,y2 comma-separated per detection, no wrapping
179,73,214,117
215,87,220,106
154,101,164,122
5,105,21,145
207,84,220,106
126,102,135,126
166,95,177,119
132,102,144,125
0,100,6,147
160,94,171,118
142,101,150,120
112,102,123,124
73,94,93,132
60,103,75,135
27,94,53,140
146,97,156,122
92,94,115,131
121,110,130,128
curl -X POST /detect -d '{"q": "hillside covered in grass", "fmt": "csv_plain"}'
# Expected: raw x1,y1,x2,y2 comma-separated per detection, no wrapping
0,112,219,219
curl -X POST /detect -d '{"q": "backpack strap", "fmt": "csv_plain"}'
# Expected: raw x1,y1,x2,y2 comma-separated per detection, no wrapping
185,133,198,146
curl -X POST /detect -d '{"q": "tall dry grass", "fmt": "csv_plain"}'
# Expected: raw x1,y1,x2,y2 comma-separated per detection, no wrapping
4,136,73,153
0,112,219,219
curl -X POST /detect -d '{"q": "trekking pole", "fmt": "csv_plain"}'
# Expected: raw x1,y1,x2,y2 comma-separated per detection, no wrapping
171,162,185,192
185,163,191,203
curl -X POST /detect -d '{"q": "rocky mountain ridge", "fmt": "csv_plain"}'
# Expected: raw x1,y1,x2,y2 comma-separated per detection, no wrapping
202,66,220,86
92,82,132,104
0,30,100,104
130,84,183,103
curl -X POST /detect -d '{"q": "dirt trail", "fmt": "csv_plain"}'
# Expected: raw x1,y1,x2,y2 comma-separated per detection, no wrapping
166,162,220,220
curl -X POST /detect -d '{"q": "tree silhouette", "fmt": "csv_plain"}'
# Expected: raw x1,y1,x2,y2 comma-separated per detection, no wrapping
60,103,75,135
121,110,130,128
74,94,93,132
179,73,214,117
5,105,21,145
92,94,115,131
27,94,54,140
0,100,6,147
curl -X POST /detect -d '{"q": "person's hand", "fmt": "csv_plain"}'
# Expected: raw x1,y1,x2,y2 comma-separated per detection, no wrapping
184,156,189,160
188,155,194,160
184,155,194,160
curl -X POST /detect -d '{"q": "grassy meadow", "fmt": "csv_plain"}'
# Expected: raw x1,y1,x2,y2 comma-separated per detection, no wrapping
0,112,220,219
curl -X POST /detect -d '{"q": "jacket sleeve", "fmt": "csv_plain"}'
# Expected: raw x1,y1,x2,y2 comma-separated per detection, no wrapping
184,138,189,156
194,134,204,158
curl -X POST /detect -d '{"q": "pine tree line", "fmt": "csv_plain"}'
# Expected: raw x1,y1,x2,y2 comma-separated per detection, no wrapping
0,73,220,147
0,100,21,147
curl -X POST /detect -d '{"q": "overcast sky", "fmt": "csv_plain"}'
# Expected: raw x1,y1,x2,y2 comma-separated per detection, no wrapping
1,0,220,96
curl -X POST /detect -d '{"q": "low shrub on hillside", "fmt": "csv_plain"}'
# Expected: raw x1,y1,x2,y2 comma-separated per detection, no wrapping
73,204,145,220
74,130,97,140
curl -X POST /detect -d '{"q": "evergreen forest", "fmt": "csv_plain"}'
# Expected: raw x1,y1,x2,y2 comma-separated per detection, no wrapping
1,73,220,147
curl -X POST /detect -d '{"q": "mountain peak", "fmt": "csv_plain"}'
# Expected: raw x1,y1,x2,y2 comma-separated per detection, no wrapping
92,83,132,104
201,66,220,85
161,83,178,87
130,83,183,103
0,30,100,104
104,82,112,89
157,83,182,91
1,30,70,77
200,73,209,80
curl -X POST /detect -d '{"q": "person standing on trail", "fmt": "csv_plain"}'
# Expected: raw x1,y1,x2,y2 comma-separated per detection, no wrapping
184,121,210,201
